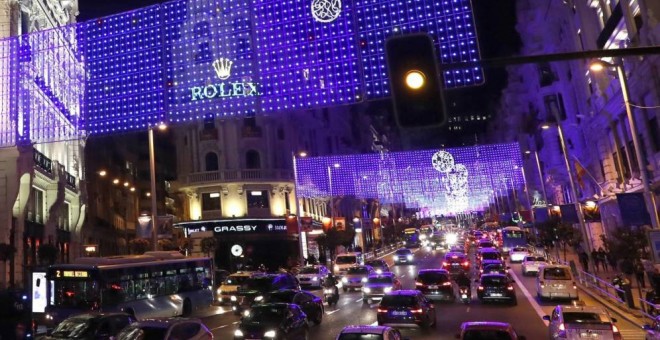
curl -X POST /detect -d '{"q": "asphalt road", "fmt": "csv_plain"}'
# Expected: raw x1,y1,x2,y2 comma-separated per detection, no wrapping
203,247,555,340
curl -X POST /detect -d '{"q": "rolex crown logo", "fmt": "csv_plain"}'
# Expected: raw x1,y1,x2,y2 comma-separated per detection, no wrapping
212,58,233,80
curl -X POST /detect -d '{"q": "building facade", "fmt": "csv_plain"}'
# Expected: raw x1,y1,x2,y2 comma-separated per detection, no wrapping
490,0,660,248
0,0,85,289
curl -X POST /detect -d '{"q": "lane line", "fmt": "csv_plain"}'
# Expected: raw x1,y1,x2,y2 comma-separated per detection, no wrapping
210,324,229,331
466,306,470,313
509,269,549,325
370,321,378,326
325,309,341,315
232,321,239,324
355,298,363,303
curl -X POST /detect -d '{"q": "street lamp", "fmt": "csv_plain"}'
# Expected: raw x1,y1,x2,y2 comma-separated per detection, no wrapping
292,151,307,264
148,122,167,251
327,163,340,230
590,60,659,229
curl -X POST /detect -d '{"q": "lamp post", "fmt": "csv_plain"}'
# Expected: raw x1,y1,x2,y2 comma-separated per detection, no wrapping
590,60,659,229
541,122,593,256
148,123,167,251
292,151,307,265
517,164,535,225
327,163,340,229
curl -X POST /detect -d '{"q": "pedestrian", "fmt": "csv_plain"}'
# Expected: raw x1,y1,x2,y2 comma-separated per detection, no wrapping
597,247,609,271
591,249,601,272
635,259,646,289
578,251,589,272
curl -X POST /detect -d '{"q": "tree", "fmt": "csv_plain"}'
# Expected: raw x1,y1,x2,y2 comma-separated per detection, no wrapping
200,237,217,258
601,227,648,271
38,243,59,265
158,239,178,251
0,243,16,289
129,238,150,255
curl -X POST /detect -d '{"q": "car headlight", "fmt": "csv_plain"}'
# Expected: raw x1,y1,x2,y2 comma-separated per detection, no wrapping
361,277,368,283
234,329,244,337
407,255,413,260
312,277,318,281
264,330,277,338
334,265,339,272
324,289,334,294
363,287,371,293
376,269,382,274
45,314,53,320
384,287,392,293
243,310,251,317
230,295,237,301
254,296,263,302
342,277,348,283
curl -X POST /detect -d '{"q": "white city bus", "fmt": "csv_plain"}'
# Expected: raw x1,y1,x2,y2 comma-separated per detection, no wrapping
44,251,213,327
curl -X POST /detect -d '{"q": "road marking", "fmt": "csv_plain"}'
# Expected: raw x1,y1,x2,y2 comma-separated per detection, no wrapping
210,324,229,331
508,269,549,325
355,298,363,303
466,306,470,313
326,309,341,315
370,321,378,326
232,321,239,324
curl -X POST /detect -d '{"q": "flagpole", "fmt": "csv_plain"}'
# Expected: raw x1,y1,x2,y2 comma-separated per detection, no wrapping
573,156,605,196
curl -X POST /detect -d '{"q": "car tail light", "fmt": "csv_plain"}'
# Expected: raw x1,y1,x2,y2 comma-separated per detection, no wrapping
477,286,484,290
377,308,388,313
462,261,469,267
539,281,545,288
612,324,619,333
442,281,452,286
411,308,423,313
479,269,483,273
415,281,424,287
442,261,448,267
573,282,577,289
507,285,514,291
558,323,567,338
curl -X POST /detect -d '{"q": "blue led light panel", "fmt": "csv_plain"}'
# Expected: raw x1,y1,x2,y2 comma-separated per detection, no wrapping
252,0,362,110
0,37,17,147
295,143,523,214
356,0,483,98
78,5,167,134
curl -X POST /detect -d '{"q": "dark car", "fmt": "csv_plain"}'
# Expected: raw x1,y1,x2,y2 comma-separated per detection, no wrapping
41,312,135,340
477,274,517,305
366,259,390,274
234,303,308,340
251,289,324,325
376,290,436,328
442,252,469,275
415,269,454,301
232,273,300,314
393,249,414,265
479,260,508,277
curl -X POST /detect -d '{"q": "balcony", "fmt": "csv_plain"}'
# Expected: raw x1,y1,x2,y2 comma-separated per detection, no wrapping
65,171,76,190
186,169,293,185
33,149,53,175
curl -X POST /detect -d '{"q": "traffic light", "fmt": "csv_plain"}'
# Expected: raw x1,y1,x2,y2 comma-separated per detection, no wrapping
385,33,446,128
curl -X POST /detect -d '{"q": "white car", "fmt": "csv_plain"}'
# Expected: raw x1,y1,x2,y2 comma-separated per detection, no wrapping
543,304,621,340
117,318,213,340
536,265,578,301
336,325,403,340
521,255,547,276
509,246,529,262
217,272,255,304
296,265,329,288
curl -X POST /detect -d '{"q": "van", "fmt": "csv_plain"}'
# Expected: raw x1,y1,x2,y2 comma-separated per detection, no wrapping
536,264,578,301
334,252,364,275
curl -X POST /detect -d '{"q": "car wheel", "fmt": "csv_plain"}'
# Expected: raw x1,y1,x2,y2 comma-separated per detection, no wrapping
537,292,545,302
314,308,323,325
342,287,348,293
365,298,372,304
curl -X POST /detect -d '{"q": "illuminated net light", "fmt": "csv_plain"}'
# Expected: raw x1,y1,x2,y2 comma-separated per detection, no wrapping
295,143,524,214
0,37,17,147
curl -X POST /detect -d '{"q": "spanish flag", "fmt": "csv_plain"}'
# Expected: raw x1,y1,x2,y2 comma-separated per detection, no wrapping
574,160,587,189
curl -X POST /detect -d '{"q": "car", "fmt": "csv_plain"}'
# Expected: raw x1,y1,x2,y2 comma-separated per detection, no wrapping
341,265,375,291
536,264,578,301
479,260,508,277
234,303,308,340
415,269,454,301
393,249,414,264
442,252,470,275
250,289,324,325
477,248,502,265
643,315,660,339
521,255,547,276
509,246,529,262
476,274,517,305
366,259,390,274
117,317,212,340
231,273,301,314
218,272,256,304
449,245,466,254
456,321,527,340
334,252,364,275
296,265,329,288
376,290,436,328
477,239,495,249
543,304,621,340
41,312,135,340
362,273,402,304
336,325,403,340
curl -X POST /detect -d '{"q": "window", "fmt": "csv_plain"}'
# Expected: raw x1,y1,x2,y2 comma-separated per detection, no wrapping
203,116,215,130
649,117,659,153
30,188,44,223
205,152,219,172
194,22,210,39
201,192,221,211
538,62,557,87
195,42,212,64
246,150,261,169
60,202,70,231
247,190,269,209
277,127,285,140
544,94,566,121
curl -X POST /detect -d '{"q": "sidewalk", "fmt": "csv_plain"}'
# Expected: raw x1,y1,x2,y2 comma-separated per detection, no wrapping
533,245,652,326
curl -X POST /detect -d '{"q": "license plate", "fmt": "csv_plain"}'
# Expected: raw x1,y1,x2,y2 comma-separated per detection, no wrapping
428,285,438,289
461,294,468,298
579,331,601,338
392,311,408,316
490,293,503,297
452,263,459,266
554,284,565,288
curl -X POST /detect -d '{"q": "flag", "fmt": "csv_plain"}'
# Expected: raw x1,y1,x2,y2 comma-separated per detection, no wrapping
574,160,587,189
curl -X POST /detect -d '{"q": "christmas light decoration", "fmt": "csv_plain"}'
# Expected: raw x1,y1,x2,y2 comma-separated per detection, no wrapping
295,143,524,214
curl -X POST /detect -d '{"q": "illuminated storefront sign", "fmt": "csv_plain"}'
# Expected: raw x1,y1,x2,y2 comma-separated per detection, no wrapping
178,218,288,236
190,82,261,101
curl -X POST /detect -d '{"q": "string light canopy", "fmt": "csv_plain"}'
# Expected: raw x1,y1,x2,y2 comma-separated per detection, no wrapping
0,0,482,145
294,143,524,215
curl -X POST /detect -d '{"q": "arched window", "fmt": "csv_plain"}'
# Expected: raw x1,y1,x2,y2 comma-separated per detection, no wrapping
246,150,261,169
205,152,219,171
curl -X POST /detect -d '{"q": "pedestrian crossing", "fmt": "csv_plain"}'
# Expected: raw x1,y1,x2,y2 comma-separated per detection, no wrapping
619,328,646,340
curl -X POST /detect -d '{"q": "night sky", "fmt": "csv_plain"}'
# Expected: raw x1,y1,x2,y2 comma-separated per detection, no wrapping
78,0,521,149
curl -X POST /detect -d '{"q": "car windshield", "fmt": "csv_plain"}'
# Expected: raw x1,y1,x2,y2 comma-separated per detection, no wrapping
479,242,494,247
245,277,274,291
481,252,500,260
117,325,168,340
396,250,412,255
482,276,508,286
418,272,449,283
336,256,357,264
368,276,393,284
463,330,512,340
225,276,249,285
512,247,527,252
484,264,504,271
338,334,384,340
544,268,571,280
268,292,296,303
50,317,93,338
299,267,319,274
367,261,385,267
347,267,369,275
380,295,416,307
245,306,287,322
534,257,546,262
563,312,610,324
